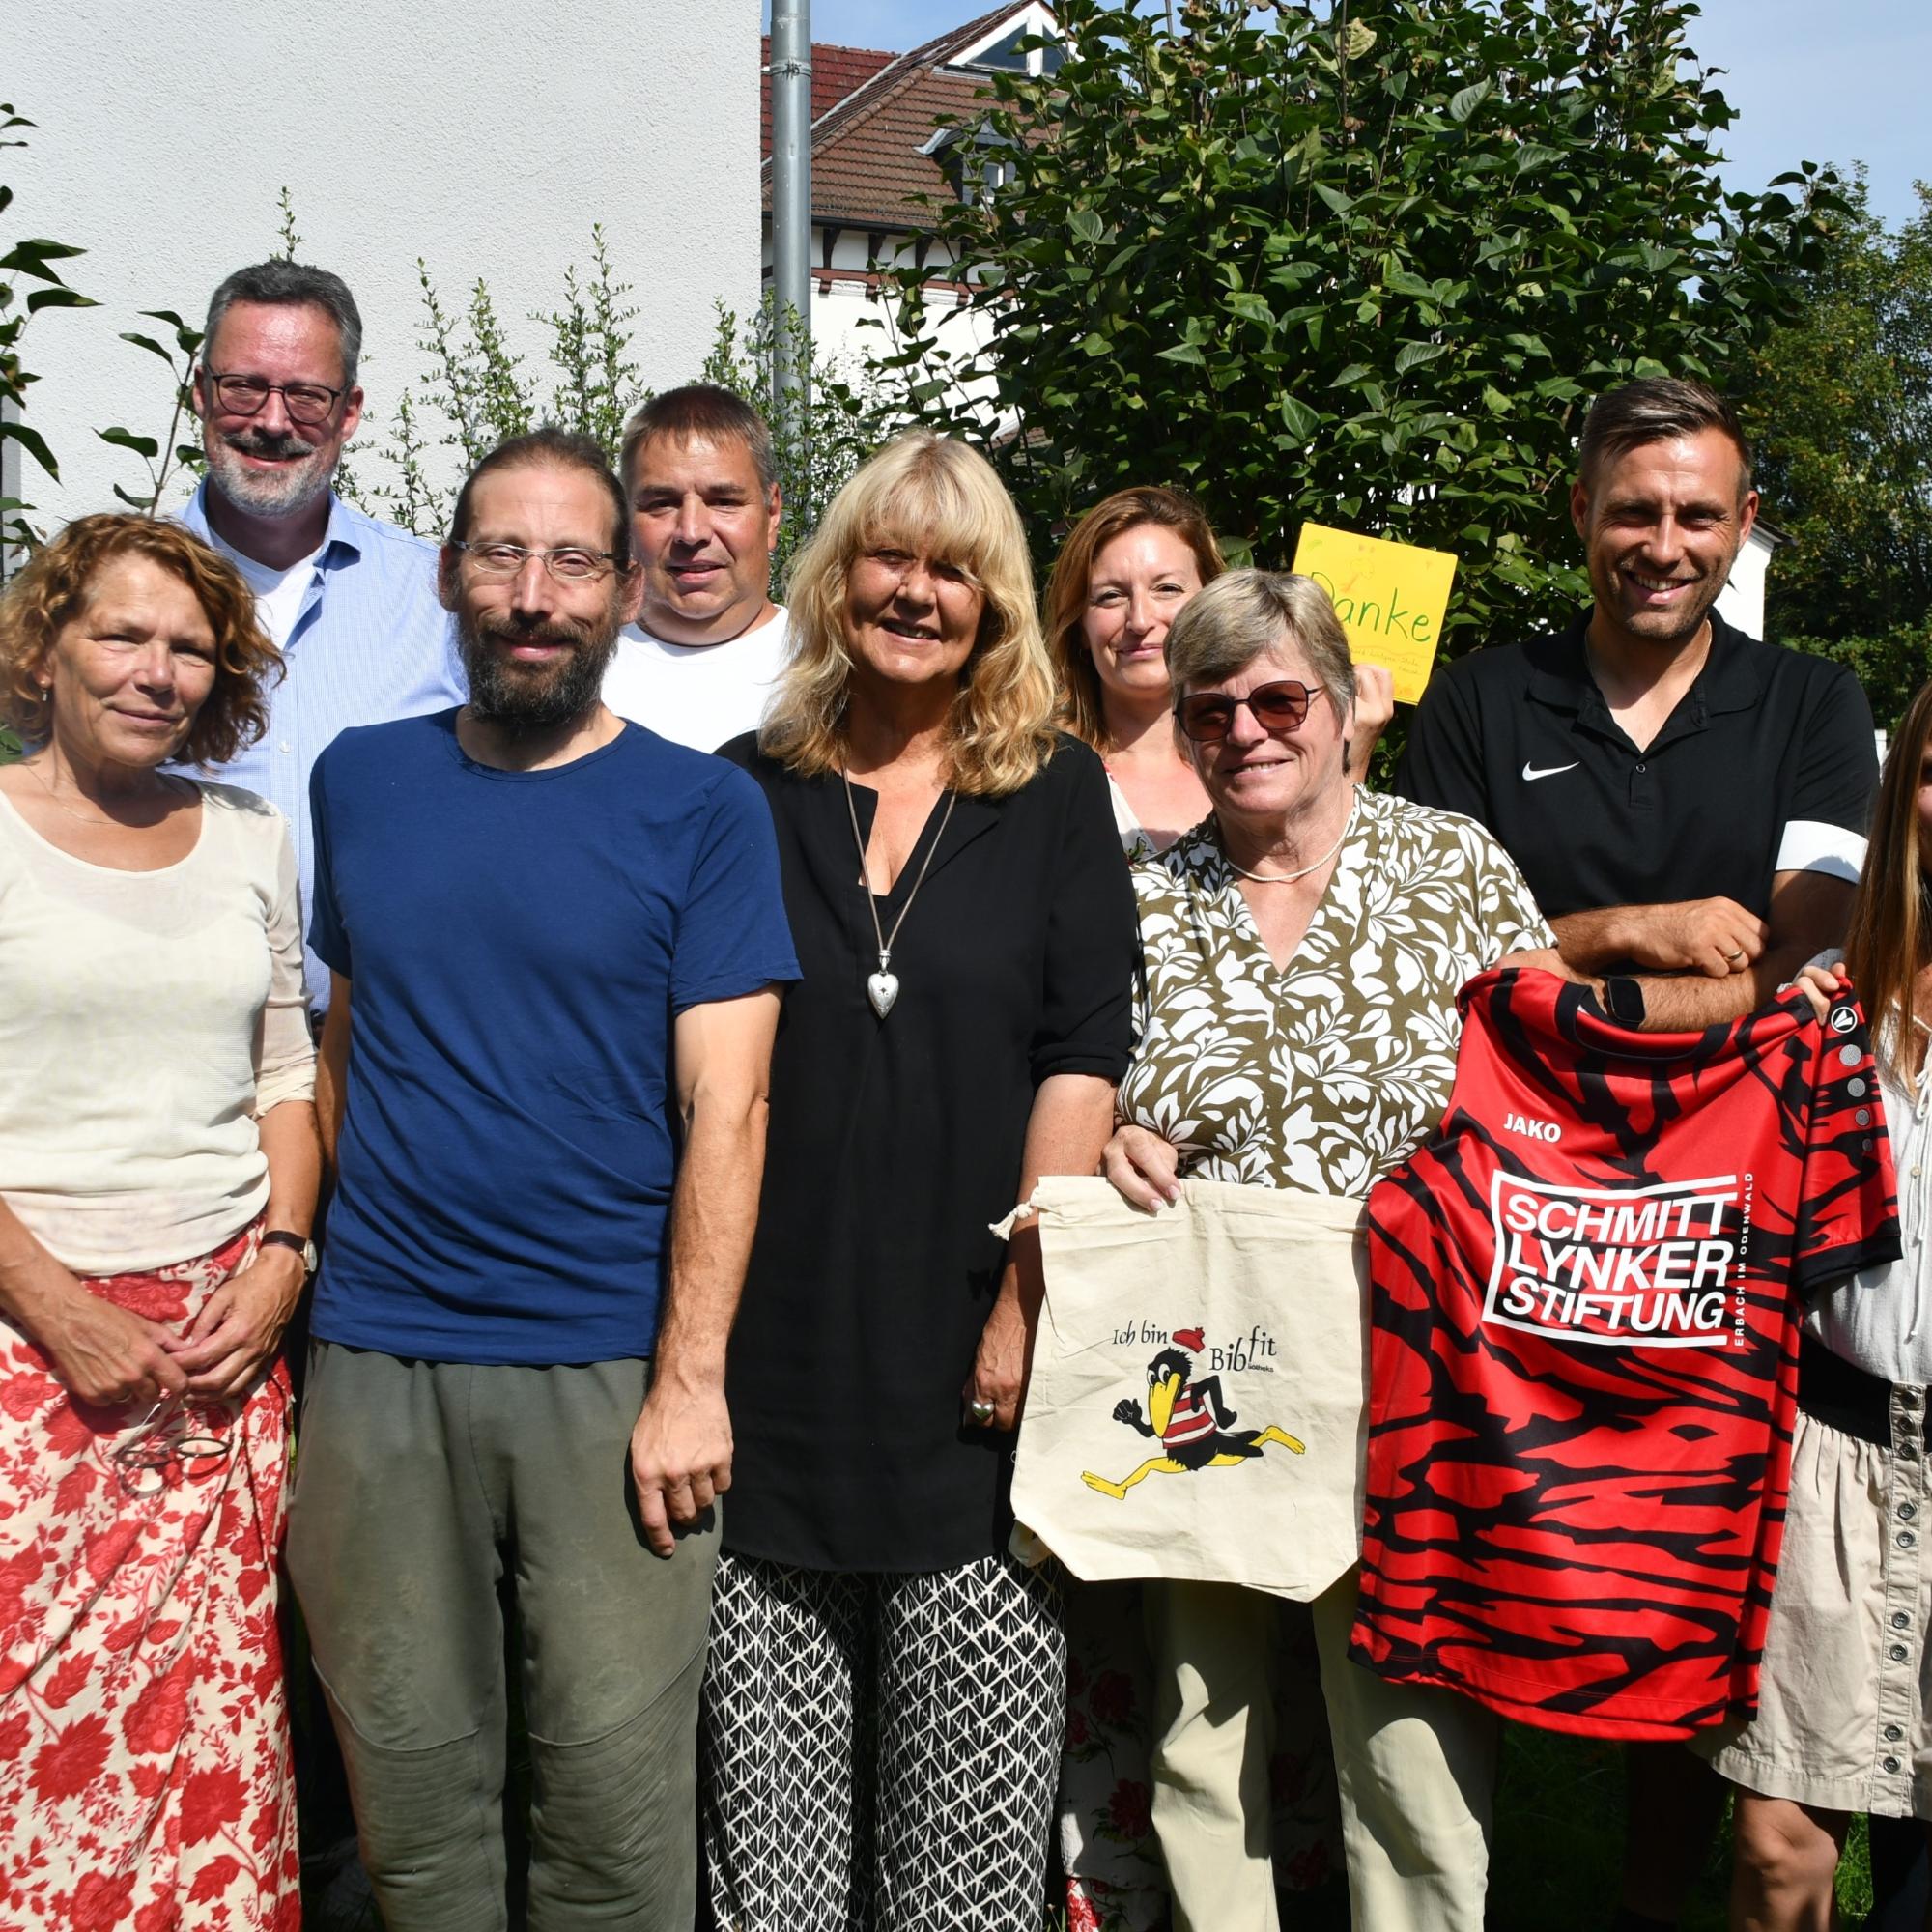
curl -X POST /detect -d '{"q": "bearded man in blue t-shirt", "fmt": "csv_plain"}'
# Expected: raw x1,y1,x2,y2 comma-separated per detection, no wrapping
285,427,799,1931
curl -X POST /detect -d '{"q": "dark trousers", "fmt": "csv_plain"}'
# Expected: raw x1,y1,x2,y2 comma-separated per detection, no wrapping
288,1344,718,1931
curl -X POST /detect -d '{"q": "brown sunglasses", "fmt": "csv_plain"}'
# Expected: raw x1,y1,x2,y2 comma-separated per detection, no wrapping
1175,680,1318,744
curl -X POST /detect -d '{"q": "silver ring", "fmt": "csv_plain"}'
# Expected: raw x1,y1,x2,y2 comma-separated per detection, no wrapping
967,1397,996,1425
1725,949,1746,964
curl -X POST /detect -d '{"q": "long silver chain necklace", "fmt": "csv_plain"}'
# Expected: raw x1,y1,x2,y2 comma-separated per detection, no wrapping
841,769,958,1018
1222,799,1354,884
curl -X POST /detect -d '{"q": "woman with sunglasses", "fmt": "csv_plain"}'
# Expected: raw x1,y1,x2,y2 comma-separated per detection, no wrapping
1043,485,1394,864
1043,494,1393,1928
1100,569,1551,1932
0,516,315,1930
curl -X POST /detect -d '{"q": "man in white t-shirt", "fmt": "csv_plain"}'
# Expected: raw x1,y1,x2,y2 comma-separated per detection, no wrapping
600,385,789,752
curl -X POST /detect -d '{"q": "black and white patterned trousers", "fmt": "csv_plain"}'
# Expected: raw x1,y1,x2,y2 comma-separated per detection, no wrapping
700,1549,1066,1932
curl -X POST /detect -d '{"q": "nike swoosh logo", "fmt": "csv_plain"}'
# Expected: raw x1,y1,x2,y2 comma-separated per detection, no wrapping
1521,761,1579,781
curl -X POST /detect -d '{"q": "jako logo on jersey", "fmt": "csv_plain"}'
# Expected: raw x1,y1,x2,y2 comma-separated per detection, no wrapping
1503,1112,1562,1142
1829,1005,1858,1035
1481,1172,1747,1349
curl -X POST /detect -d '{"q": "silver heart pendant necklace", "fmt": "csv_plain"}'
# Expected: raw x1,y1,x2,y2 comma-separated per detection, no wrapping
842,768,958,1021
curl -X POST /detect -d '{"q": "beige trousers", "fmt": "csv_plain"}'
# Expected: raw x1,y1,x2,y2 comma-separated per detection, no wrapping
1143,1570,1497,1932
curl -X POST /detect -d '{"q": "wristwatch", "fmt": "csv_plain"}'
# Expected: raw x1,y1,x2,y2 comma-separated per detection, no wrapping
1603,976,1647,1028
261,1229,318,1275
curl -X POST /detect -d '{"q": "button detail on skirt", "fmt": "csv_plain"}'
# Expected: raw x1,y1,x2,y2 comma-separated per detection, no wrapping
1902,1502,1919,1520
1885,1755,1902,1774
1895,1612,1913,1630
1886,1724,1904,1742
1890,1645,1911,1662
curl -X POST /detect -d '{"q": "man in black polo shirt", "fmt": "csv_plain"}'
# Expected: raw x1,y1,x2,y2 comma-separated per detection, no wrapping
1397,376,1879,1931
1400,377,1874,1037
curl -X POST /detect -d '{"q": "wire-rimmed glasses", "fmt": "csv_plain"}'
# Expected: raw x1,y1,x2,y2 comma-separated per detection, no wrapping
451,540,621,583
111,1395,235,1497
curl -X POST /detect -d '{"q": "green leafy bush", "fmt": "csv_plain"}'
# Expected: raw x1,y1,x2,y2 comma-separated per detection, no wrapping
873,0,1842,661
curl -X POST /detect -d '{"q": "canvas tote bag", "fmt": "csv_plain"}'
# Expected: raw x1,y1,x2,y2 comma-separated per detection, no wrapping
1009,1176,1368,1599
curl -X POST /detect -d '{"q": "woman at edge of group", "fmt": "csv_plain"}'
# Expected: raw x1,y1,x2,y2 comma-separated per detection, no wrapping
701,432,1139,1929
0,515,317,1930
1100,567,1554,1932
1044,489,1397,1926
1042,483,1396,862
1702,681,1932,1932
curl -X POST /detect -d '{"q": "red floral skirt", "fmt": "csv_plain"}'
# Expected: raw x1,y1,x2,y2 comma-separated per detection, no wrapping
0,1223,298,1931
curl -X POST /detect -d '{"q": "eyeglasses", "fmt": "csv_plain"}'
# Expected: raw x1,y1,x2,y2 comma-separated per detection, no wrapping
205,370,346,426
1175,680,1320,744
452,541,621,583
112,1395,234,1498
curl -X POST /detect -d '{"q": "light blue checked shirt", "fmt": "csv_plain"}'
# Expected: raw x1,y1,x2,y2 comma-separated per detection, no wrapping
181,484,468,1010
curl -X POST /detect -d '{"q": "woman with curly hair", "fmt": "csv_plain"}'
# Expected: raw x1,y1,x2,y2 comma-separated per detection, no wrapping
701,433,1139,1929
0,514,317,1931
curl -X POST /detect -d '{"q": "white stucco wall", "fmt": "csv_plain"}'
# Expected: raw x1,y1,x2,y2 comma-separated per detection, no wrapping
5,0,760,532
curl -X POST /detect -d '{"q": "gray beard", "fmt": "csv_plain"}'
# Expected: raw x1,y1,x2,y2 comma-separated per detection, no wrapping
206,437,337,520
461,622,617,732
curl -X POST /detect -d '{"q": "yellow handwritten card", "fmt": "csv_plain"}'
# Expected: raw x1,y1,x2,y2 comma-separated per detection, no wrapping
1291,524,1458,705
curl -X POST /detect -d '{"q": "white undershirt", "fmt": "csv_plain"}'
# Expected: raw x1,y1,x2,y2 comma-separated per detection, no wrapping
204,528,324,649
601,605,789,753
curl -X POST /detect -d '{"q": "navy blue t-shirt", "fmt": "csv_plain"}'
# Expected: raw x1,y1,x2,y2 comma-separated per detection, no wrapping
307,710,799,1365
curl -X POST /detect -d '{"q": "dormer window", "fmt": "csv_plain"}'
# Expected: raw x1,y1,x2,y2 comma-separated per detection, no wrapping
923,124,1019,207
949,3,1063,79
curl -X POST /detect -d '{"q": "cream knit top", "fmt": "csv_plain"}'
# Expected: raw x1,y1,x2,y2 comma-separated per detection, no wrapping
0,780,315,1274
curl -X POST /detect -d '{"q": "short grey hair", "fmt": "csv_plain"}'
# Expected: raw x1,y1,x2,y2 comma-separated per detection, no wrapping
203,261,363,388
1165,569,1355,727
1577,376,1752,501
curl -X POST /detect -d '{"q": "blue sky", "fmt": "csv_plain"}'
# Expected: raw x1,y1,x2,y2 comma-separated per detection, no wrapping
780,0,1929,230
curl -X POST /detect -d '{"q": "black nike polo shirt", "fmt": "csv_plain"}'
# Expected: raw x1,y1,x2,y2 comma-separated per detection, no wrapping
1394,611,1876,922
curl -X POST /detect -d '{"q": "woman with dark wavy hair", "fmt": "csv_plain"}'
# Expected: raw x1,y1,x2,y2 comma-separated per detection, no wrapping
0,514,316,1930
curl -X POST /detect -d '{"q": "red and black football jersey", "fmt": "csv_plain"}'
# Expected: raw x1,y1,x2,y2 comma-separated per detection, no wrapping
1350,965,1901,1740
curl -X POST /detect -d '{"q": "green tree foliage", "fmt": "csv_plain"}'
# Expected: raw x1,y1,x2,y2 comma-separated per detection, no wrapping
1,102,95,558
879,0,1839,660
1733,176,1932,729
373,251,895,593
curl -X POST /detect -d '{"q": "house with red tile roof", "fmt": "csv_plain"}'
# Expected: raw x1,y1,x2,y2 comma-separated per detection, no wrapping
759,3,1059,379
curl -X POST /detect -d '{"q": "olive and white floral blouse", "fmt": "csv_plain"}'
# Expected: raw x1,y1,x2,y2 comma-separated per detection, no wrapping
1120,785,1553,1199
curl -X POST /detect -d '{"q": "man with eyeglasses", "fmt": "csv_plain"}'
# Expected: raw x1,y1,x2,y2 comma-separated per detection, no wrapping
182,260,467,1018
287,427,797,1929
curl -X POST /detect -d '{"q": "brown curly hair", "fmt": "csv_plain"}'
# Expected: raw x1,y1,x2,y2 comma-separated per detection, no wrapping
0,514,281,767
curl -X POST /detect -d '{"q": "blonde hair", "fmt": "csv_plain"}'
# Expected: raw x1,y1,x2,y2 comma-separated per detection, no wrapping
1843,681,1932,1082
760,432,1058,795
1043,487,1226,753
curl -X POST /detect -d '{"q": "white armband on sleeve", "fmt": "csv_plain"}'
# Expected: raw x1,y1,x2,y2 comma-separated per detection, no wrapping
1775,819,1867,885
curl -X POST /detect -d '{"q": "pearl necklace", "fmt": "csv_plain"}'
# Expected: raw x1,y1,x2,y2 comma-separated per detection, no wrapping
1222,801,1354,884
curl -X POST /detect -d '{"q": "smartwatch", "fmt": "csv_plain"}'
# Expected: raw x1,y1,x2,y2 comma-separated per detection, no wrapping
261,1229,318,1275
1603,976,1646,1028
